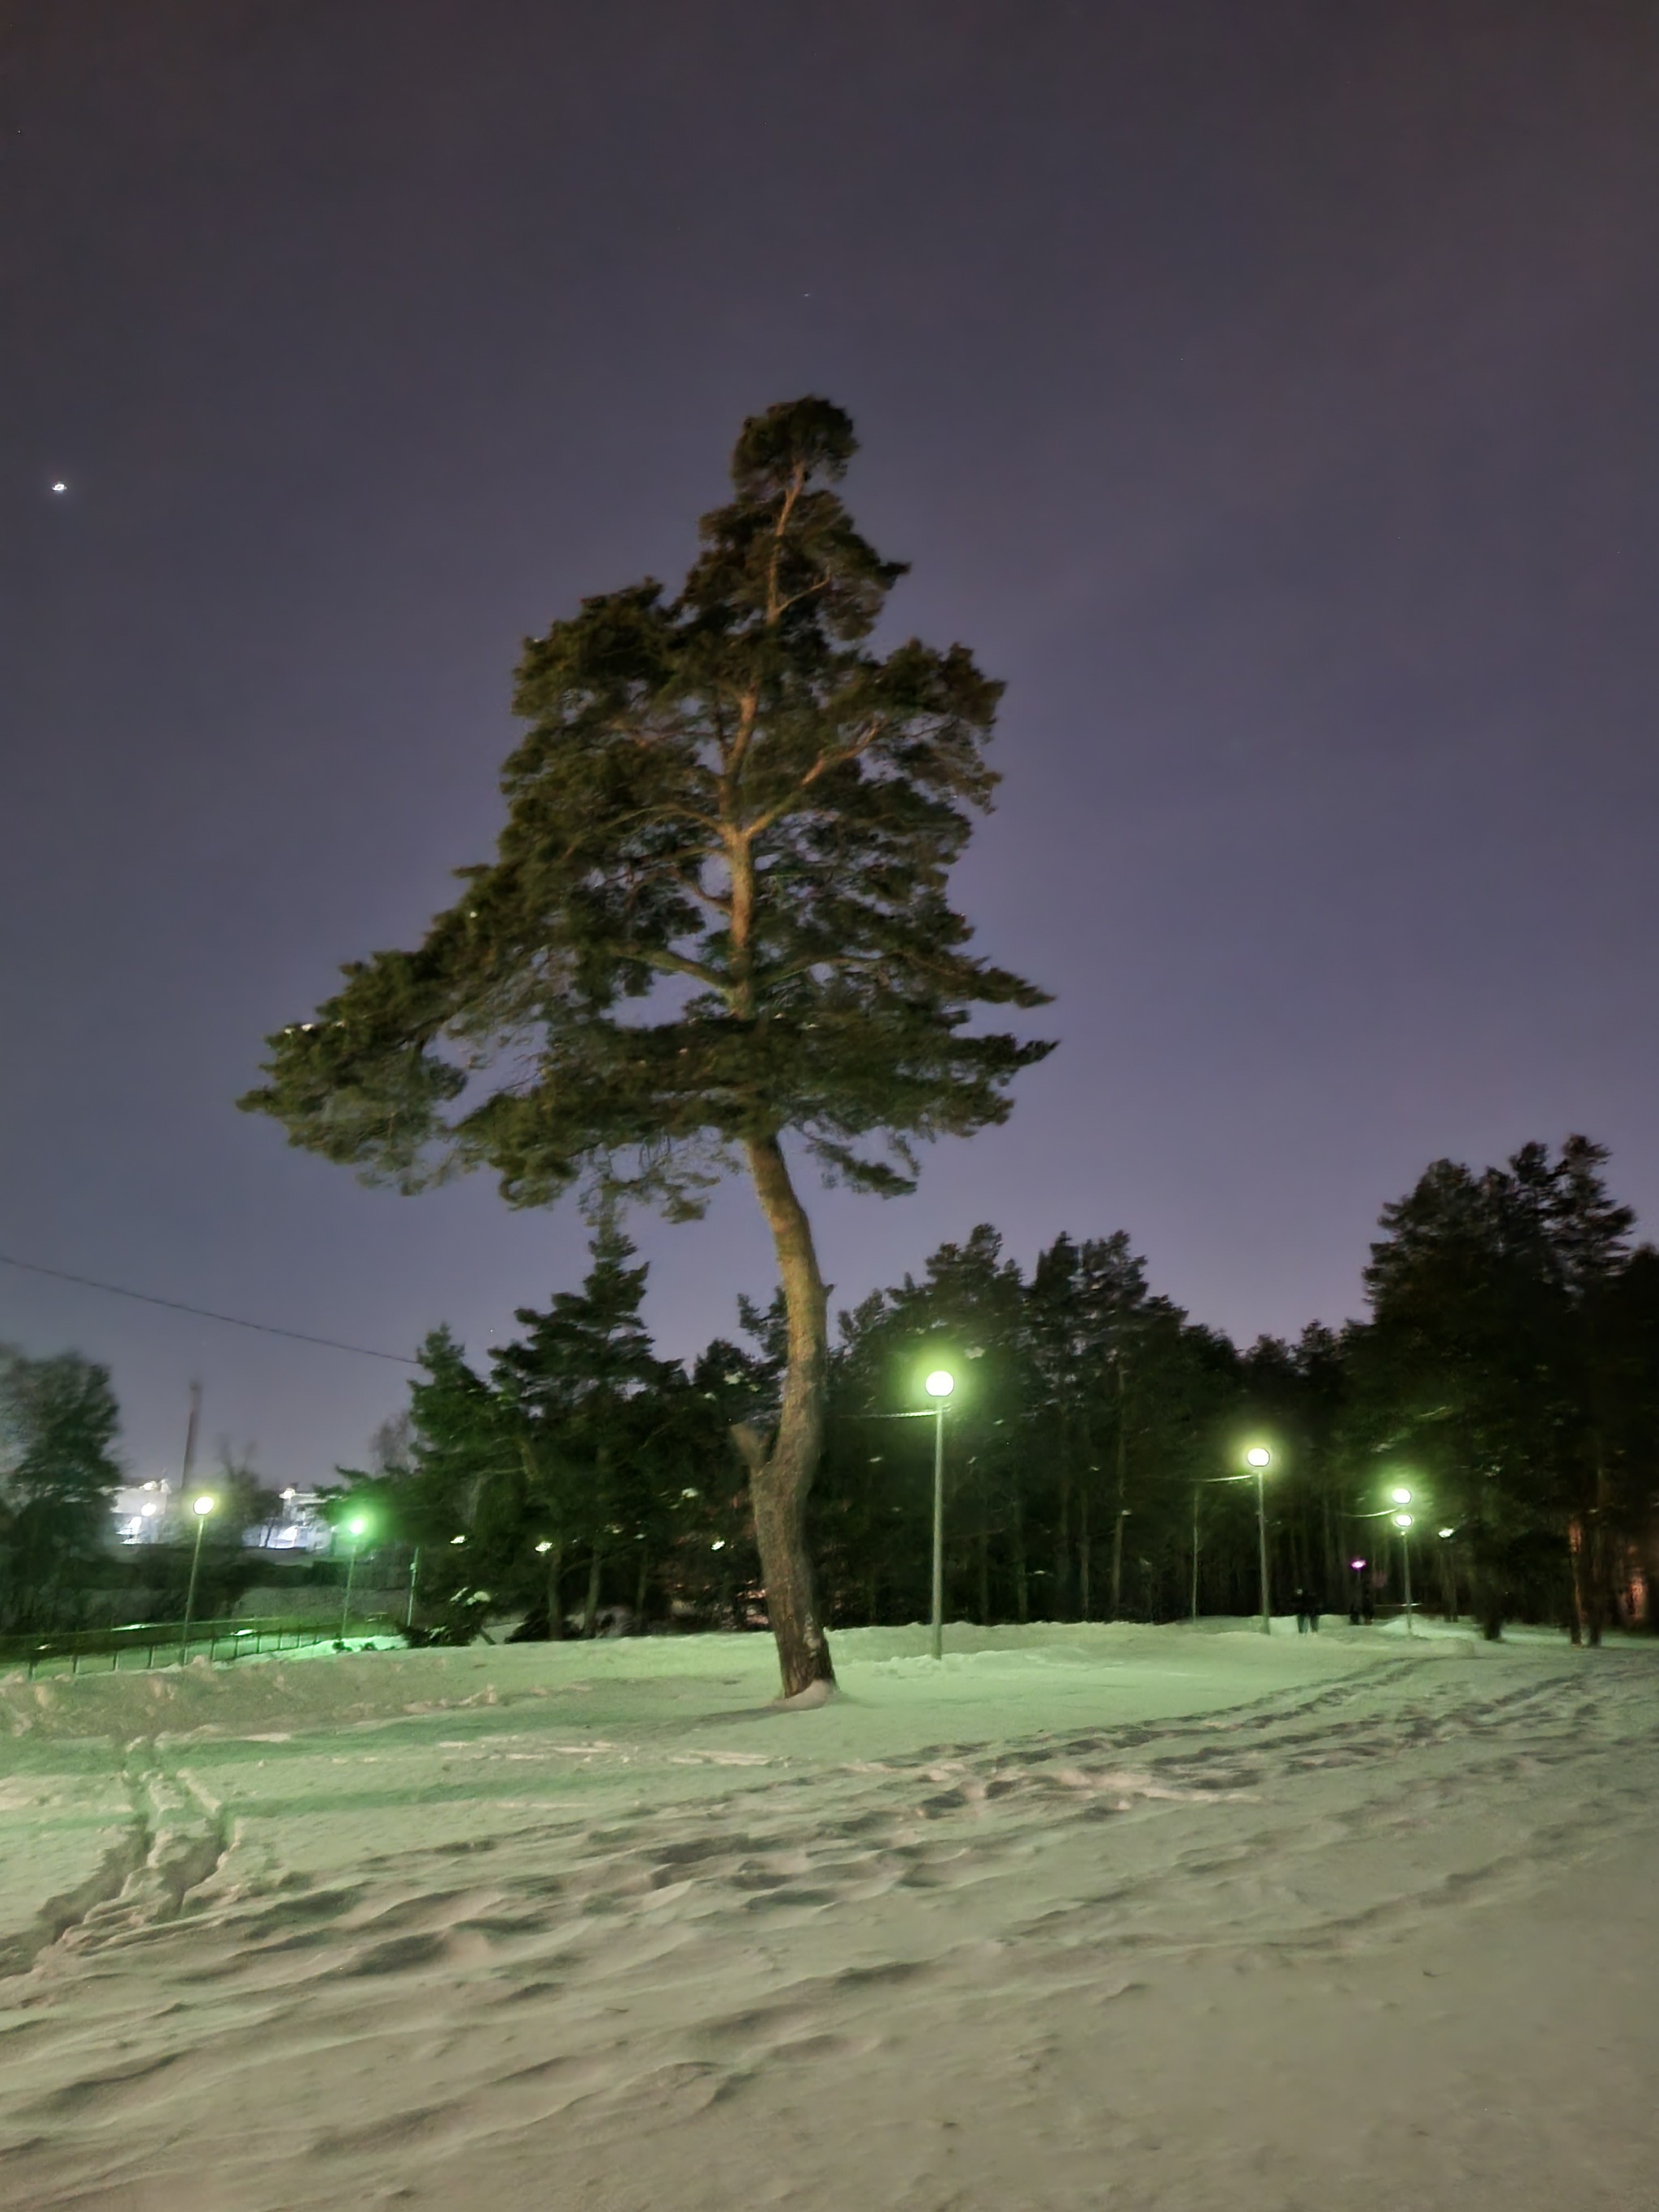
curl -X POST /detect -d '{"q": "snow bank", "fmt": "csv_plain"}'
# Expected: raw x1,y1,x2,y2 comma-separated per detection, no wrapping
2,1622,1653,2212
0,1616,1394,1747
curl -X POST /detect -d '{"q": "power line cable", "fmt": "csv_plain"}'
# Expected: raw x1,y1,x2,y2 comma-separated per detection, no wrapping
0,1251,420,1366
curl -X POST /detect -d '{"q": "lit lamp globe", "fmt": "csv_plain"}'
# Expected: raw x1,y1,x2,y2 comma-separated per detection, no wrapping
191,1494,215,1519
1392,1511,1414,1531
924,1369,954,1399
347,1515,369,1539
1388,1484,1414,1506
1244,1446,1271,1471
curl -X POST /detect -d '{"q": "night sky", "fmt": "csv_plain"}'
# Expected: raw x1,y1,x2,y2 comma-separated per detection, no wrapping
4,2,1656,1490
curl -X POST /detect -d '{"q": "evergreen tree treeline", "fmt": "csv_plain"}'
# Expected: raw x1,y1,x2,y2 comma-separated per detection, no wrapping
344,1137,1659,1647
0,1346,124,1632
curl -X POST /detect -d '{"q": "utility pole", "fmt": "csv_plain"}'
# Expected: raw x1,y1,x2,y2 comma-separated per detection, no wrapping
179,1380,201,1502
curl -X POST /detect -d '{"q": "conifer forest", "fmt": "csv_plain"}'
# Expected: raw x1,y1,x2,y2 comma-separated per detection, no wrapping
335,1132,1659,1652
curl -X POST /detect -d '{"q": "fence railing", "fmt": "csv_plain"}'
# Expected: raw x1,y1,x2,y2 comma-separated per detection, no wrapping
0,1614,390,1680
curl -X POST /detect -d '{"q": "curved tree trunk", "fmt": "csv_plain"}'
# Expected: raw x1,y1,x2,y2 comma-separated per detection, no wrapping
743,1133,836,1698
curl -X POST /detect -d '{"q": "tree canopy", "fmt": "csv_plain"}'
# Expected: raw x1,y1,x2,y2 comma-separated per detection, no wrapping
241,396,1047,1214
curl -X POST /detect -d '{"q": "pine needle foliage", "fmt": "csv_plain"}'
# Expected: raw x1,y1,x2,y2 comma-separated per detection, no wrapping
242,397,1050,1213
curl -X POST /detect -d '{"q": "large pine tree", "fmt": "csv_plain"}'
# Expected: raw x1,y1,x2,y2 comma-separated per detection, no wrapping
241,398,1051,1694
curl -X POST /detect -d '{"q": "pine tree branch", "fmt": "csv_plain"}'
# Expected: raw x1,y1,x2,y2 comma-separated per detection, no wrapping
743,719,887,840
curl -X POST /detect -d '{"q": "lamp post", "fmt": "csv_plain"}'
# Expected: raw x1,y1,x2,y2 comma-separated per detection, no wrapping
179,1493,215,1660
1245,1446,1273,1634
1385,1485,1415,1637
337,1514,369,1646
1190,1484,1201,1623
924,1368,954,1660
1392,1509,1415,1635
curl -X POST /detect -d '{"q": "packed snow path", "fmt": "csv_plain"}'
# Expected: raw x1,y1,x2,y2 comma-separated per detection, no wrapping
2,1622,1655,2211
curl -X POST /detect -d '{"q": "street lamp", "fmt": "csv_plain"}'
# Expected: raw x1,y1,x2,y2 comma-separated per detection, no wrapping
180,1493,216,1660
337,1513,370,1646
1191,1481,1201,1622
924,1368,954,1660
1392,1509,1416,1635
1244,1445,1273,1634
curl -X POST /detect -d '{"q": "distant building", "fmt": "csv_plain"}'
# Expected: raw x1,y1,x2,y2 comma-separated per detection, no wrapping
245,1488,335,1554
110,1481,337,1553
111,1481,175,1544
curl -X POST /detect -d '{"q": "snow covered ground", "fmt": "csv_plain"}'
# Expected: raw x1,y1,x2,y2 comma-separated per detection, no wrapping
2,1618,1656,2212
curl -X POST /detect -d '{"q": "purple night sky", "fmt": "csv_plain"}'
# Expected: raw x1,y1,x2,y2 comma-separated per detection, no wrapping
3,2,1656,1488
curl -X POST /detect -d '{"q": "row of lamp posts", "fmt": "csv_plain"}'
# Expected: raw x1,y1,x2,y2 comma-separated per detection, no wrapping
1238,1461,1449,1635
916,1382,1280,1652
1239,1464,1454,1635
181,1368,1453,1671
913,1376,1451,1648
177,1491,371,1661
